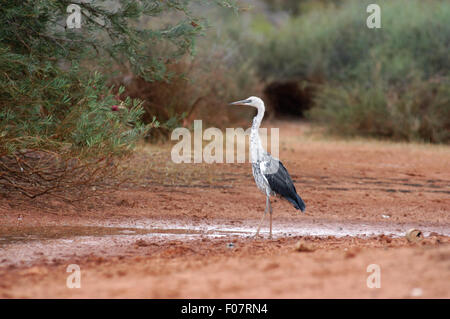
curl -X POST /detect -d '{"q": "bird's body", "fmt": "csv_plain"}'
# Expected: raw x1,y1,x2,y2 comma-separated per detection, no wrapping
230,96,306,238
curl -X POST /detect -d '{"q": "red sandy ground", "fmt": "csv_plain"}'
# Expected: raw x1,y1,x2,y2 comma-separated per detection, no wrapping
0,122,449,298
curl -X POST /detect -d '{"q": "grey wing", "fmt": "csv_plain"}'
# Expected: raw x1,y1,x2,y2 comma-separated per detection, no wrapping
261,156,306,211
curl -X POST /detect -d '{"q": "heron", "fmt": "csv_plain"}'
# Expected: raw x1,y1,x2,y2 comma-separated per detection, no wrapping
230,96,306,238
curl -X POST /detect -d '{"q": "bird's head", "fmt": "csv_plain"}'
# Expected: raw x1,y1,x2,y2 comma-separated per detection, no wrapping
229,96,265,112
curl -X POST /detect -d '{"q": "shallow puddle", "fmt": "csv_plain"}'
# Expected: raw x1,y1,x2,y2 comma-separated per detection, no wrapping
0,226,150,247
0,220,448,268
1,221,449,247
0,225,250,247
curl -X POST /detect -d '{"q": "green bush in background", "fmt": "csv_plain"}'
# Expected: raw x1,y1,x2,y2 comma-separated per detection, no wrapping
310,78,450,142
254,0,450,143
0,0,237,198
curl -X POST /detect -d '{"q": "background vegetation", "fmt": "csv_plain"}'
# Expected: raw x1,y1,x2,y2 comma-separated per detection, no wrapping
0,0,238,198
1,0,448,198
252,0,450,142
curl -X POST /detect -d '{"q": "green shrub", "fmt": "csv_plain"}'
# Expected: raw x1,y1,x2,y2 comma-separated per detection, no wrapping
0,0,237,198
253,0,450,142
0,53,149,158
309,77,450,143
258,0,450,82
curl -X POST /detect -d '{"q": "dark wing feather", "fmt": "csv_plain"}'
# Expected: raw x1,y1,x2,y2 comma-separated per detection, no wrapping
263,159,306,212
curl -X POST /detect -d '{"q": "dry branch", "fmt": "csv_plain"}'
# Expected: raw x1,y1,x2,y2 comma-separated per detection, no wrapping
0,149,127,201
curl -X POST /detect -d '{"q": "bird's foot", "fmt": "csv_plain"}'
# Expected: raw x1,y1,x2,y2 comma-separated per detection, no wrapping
252,232,273,240
252,232,262,239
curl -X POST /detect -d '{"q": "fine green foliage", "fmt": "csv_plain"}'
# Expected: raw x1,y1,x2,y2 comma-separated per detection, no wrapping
0,0,238,158
0,0,237,197
0,56,149,157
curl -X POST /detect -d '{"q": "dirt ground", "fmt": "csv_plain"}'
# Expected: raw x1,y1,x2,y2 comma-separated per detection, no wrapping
0,121,449,298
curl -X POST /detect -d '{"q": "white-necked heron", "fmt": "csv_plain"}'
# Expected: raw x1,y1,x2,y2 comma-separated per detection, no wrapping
230,96,306,238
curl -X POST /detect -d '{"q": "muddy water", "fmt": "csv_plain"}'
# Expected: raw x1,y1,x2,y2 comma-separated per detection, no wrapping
105,218,450,239
1,219,449,246
0,225,252,248
0,219,449,268
0,225,202,247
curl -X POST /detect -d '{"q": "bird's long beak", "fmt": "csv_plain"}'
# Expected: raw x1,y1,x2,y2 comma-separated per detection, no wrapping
229,99,251,106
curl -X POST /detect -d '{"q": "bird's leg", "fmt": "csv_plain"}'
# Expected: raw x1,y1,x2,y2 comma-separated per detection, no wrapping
268,198,273,239
254,197,269,238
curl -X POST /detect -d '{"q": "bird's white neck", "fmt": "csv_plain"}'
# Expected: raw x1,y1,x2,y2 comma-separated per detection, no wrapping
250,106,265,163
251,106,264,130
